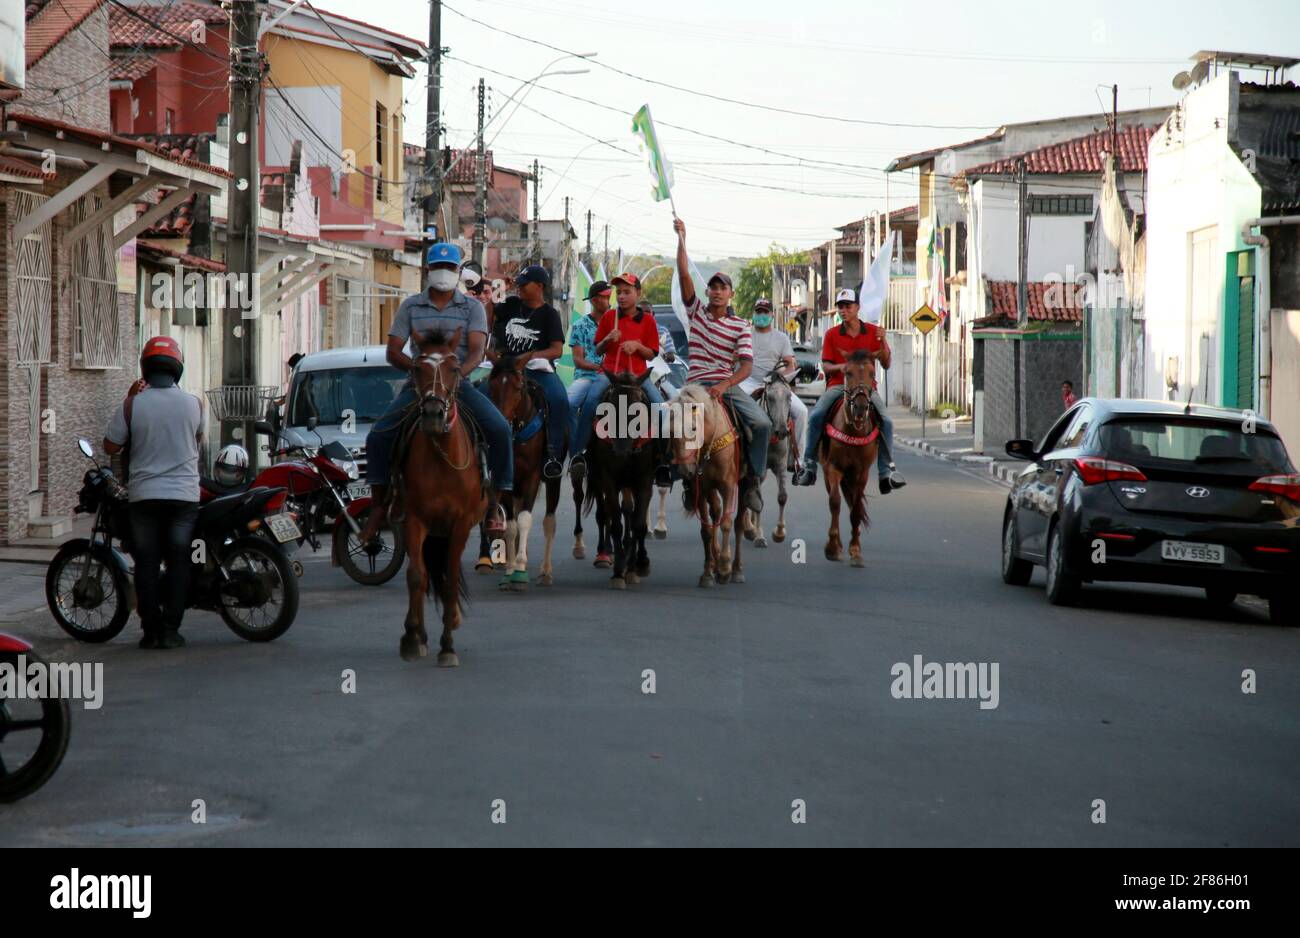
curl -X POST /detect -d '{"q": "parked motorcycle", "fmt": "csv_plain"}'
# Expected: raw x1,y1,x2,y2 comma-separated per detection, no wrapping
0,633,70,803
227,418,405,586
45,439,301,644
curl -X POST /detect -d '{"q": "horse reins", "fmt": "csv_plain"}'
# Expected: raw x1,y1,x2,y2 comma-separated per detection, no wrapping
414,350,471,470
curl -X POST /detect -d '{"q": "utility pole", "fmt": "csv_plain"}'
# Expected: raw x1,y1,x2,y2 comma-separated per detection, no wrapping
1015,155,1028,438
421,0,442,280
1111,84,1119,158
532,158,540,265
225,0,264,452
472,78,486,264
602,223,608,273
585,210,592,270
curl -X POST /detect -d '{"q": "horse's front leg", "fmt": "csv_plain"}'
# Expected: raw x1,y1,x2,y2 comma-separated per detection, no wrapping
476,522,494,573
773,459,789,543
510,505,533,590
698,514,716,589
847,477,867,569
631,483,651,580
714,487,734,581
540,478,560,586
654,484,669,539
605,488,627,588
402,518,430,661
571,476,586,560
824,463,844,562
438,523,470,668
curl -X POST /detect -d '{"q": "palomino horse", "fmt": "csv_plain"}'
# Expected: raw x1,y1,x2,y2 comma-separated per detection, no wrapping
398,328,483,664
819,350,880,568
487,356,562,590
584,371,656,588
670,385,744,587
743,371,795,549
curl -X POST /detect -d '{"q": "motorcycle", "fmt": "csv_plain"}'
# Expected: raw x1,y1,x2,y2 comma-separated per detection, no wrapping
45,439,301,644
0,632,70,803
223,417,405,586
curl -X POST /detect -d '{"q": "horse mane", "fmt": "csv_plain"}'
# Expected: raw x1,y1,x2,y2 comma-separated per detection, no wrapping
847,349,874,365
494,353,524,374
676,384,713,407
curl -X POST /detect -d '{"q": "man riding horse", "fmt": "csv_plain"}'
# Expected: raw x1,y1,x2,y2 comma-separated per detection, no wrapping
793,288,907,494
738,296,806,465
358,242,515,545
672,217,771,515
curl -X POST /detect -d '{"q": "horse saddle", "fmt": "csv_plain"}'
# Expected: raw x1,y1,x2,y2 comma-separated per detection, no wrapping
513,379,548,444
389,400,489,510
721,396,753,446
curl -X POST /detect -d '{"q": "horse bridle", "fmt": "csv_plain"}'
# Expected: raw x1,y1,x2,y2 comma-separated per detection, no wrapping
761,373,792,440
416,350,459,417
844,381,873,431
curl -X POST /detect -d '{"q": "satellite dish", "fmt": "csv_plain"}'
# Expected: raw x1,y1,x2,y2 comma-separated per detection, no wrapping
1191,60,1211,85
1172,71,1192,91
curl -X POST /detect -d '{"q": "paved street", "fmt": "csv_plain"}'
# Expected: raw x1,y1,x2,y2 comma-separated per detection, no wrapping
2,443,1297,847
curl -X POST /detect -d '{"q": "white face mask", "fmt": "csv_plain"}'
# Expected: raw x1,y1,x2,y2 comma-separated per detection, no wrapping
428,268,459,292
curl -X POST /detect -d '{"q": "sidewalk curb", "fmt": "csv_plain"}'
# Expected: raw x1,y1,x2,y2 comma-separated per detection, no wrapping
896,436,1019,487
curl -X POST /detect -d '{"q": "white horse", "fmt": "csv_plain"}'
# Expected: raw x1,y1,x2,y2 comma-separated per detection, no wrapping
743,372,794,548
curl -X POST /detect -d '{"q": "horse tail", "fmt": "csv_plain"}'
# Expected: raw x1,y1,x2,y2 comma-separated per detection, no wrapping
422,533,469,611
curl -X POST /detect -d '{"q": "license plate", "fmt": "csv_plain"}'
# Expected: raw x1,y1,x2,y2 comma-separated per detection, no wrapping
347,482,371,500
1160,540,1224,564
266,513,302,544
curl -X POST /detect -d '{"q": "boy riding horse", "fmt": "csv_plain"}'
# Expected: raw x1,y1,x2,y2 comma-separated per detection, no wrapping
793,288,907,494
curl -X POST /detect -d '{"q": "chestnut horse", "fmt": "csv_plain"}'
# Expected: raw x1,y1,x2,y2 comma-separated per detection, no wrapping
488,356,561,590
670,385,744,587
820,350,880,568
584,371,656,588
399,328,484,664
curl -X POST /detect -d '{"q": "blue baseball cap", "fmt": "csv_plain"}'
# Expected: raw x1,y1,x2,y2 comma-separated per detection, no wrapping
427,242,464,267
515,265,550,287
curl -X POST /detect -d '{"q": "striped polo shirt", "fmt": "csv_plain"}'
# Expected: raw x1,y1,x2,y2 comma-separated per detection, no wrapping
685,296,752,384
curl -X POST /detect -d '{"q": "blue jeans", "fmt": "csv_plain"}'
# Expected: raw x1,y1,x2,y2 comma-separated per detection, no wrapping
804,386,893,474
570,371,664,456
366,379,514,490
527,369,569,461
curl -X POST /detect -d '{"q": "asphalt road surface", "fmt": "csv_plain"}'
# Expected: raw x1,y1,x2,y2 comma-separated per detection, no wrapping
2,447,1297,846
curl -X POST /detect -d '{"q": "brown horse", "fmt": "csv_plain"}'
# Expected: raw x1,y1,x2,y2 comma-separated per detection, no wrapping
487,356,561,590
585,371,656,588
670,385,744,587
399,327,484,665
820,350,880,568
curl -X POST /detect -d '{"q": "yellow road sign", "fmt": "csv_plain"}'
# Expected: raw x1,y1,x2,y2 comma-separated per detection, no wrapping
911,304,941,334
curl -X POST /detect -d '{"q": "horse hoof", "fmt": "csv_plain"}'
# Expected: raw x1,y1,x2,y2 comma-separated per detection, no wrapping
730,571,746,584
539,573,554,586
625,572,639,585
653,528,667,540
772,529,786,543
636,561,651,577
475,558,493,574
609,577,626,590
825,549,843,562
510,580,528,592
437,651,460,668
400,635,427,662
494,562,507,571
850,555,865,568
572,545,585,560
594,553,612,569
754,537,768,549
698,575,714,588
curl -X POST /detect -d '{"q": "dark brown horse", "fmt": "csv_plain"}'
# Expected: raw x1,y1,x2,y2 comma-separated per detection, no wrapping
584,371,656,588
399,327,484,664
571,475,612,568
487,356,561,590
820,350,880,567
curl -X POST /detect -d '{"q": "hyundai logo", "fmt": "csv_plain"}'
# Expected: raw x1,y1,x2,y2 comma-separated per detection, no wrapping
1186,486,1211,498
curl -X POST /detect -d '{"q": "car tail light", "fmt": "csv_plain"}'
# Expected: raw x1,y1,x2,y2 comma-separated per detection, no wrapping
1248,474,1300,504
1254,546,1291,554
1095,532,1136,540
1074,457,1147,485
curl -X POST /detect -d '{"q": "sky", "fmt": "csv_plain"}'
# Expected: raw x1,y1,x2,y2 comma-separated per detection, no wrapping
315,0,1300,261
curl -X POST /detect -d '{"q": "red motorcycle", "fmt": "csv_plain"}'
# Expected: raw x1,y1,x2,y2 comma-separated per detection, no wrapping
0,633,70,802
200,419,404,586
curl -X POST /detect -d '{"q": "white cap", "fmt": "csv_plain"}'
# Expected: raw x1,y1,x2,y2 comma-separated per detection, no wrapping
460,267,482,287
835,287,858,305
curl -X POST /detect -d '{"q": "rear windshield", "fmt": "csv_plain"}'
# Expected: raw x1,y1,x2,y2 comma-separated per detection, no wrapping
288,366,406,427
1098,418,1292,475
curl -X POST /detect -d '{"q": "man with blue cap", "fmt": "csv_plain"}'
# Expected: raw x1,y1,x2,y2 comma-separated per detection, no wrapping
358,243,514,543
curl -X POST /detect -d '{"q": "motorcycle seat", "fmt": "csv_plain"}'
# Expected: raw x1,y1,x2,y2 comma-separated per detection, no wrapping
201,477,252,500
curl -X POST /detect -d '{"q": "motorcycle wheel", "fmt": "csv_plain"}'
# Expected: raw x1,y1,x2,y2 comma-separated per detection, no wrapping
0,649,72,803
216,536,300,642
45,541,130,643
334,508,406,586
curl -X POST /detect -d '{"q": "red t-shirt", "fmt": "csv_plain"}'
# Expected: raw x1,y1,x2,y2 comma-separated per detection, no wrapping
595,309,660,377
822,322,886,387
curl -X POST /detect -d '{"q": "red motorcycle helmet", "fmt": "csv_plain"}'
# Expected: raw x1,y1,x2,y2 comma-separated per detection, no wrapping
140,335,184,381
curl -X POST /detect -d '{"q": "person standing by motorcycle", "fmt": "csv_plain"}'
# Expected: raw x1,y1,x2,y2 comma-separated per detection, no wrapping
102,336,203,650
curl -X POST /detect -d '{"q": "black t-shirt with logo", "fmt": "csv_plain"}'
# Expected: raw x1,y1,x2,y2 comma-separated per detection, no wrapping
492,297,565,362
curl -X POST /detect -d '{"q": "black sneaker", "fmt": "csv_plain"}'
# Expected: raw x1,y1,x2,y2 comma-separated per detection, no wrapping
888,466,907,489
743,484,763,515
569,454,587,480
543,458,563,480
879,475,893,495
792,462,818,486
138,631,160,650
158,631,185,650
654,465,673,488
681,476,695,511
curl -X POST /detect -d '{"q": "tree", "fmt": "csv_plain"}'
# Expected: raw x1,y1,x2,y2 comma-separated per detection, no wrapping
733,244,810,319
642,266,672,305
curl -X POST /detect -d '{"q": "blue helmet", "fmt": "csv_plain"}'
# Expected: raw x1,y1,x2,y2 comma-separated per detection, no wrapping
427,242,464,267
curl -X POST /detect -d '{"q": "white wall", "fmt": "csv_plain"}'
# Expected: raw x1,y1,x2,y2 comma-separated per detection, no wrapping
1142,72,1261,405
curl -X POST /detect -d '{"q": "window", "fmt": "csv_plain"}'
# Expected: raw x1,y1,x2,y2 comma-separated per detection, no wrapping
288,365,406,427
69,194,121,368
1099,419,1289,475
1058,404,1093,450
1028,194,1093,216
165,108,174,134
375,103,387,203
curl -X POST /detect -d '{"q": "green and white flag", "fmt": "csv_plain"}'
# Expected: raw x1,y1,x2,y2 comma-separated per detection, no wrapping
632,104,675,203
573,260,595,322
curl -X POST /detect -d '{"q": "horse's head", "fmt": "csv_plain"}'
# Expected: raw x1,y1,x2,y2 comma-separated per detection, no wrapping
411,326,463,436
488,354,528,424
843,350,877,428
668,384,712,479
762,371,793,440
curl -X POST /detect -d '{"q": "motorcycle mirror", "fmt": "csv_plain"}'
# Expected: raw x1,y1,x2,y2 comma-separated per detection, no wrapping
306,416,318,432
254,420,274,436
78,439,94,459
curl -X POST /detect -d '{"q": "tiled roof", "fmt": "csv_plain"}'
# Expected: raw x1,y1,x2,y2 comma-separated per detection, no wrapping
444,148,491,185
109,1,227,48
110,53,158,81
137,240,226,273
126,131,217,169
0,153,57,180
135,192,197,237
962,126,1156,178
26,0,104,68
984,280,1085,324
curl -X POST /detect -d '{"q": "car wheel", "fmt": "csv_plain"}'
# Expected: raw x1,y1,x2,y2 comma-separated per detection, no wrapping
1001,512,1033,586
1268,590,1298,627
1205,587,1238,609
1044,522,1081,606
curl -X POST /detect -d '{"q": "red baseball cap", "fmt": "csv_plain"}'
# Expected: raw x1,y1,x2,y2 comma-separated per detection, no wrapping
611,271,642,289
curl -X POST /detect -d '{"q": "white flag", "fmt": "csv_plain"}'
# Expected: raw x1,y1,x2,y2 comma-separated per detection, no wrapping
858,231,895,325
670,254,707,336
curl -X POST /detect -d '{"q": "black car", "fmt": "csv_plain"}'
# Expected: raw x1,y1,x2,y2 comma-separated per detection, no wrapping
1000,398,1300,624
